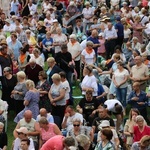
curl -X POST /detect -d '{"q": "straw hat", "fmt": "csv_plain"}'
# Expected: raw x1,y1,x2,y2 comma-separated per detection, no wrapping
85,1,91,6
5,19,10,24
101,16,110,22
16,127,28,134
0,39,7,46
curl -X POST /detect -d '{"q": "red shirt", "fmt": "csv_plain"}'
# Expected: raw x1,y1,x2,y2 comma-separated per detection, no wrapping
133,125,150,142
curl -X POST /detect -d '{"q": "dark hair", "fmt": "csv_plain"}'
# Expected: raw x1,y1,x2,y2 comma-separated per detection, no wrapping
59,71,66,78
67,105,74,110
85,65,93,73
23,16,28,20
61,44,67,50
115,103,122,113
101,128,113,141
115,45,122,53
0,46,4,51
129,108,140,120
117,60,124,67
134,49,141,56
10,11,15,15
39,71,47,79
21,138,30,146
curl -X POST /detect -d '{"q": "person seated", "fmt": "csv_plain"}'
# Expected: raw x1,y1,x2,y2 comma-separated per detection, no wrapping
104,99,124,132
92,106,115,144
20,138,34,150
95,128,115,150
38,117,62,148
62,105,83,136
63,136,76,150
131,135,150,150
131,115,150,142
97,120,120,150
13,127,35,150
76,90,100,126
76,134,91,150
13,110,40,150
0,122,7,150
124,108,141,149
36,108,54,123
128,82,148,122
67,118,93,146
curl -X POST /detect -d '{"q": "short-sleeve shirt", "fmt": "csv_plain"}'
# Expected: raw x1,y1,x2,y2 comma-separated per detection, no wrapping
81,49,95,65
92,117,115,133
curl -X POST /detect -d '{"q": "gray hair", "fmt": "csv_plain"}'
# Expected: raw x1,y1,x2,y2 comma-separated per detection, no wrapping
0,122,4,127
136,115,145,122
86,41,94,47
76,134,90,147
70,34,77,40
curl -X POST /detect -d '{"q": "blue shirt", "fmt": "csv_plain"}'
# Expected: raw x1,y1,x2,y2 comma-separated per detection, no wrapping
115,22,124,37
127,90,148,110
42,38,53,47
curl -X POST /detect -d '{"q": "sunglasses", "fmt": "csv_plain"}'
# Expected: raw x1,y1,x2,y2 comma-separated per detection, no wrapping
73,124,80,127
17,132,23,135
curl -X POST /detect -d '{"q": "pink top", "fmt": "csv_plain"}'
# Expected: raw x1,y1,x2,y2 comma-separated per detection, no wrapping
41,123,56,143
98,39,105,54
133,125,150,142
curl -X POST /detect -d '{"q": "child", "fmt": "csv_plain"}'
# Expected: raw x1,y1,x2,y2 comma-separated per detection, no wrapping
0,122,7,150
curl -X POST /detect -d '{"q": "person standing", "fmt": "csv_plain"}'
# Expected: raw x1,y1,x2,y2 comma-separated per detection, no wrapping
21,0,30,17
104,22,117,59
130,56,149,91
0,0,11,17
115,16,124,47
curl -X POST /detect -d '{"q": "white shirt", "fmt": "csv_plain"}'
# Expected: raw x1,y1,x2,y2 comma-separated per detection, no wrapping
104,99,123,113
104,27,117,40
124,28,131,39
53,34,67,53
3,24,14,32
28,4,37,15
81,75,98,96
113,69,129,88
81,49,95,65
61,80,70,101
44,18,53,27
82,7,94,22
62,113,83,131
13,137,35,150
67,41,82,61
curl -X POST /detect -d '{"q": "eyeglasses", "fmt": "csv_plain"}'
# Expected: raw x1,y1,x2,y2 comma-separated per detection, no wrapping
73,124,80,127
26,32,30,34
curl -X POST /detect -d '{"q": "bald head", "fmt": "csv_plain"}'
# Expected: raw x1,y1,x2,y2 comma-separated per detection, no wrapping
91,29,98,37
24,110,32,123
40,108,47,117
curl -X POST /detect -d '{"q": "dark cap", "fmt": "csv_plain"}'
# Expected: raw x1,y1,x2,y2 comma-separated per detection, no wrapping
116,16,121,21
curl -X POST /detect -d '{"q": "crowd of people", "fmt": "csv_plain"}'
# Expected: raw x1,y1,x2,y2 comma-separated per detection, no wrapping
0,0,150,149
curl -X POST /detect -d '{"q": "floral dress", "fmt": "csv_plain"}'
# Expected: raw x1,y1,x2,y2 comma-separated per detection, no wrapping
36,80,51,112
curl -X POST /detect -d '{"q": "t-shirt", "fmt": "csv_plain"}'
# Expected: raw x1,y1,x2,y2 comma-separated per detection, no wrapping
113,69,129,88
0,132,7,149
78,98,99,120
124,28,131,39
92,117,115,133
62,113,83,131
133,125,150,142
104,99,123,113
81,49,95,65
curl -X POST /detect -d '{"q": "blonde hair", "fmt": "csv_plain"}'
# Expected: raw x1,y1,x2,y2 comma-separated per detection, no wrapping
17,71,26,79
47,57,55,63
25,79,35,89
76,134,90,147
39,116,49,125
51,73,61,81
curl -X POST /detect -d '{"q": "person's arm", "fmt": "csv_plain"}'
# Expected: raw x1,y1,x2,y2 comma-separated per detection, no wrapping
61,113,69,129
13,123,20,138
93,54,96,64
53,124,62,135
51,88,65,103
27,122,40,136
24,100,30,106
76,105,83,114
81,54,86,65
72,51,81,60
112,75,118,87
101,68,113,75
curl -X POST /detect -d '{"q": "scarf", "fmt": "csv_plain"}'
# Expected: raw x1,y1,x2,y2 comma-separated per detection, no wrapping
20,54,26,64
86,47,93,54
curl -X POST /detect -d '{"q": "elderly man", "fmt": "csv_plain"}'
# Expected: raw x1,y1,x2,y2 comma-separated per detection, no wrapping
130,56,149,91
128,82,148,122
13,110,40,150
25,58,43,84
104,22,117,59
36,108,54,123
15,27,28,47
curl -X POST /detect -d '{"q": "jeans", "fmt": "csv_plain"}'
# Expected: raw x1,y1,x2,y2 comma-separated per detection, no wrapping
37,33,46,42
116,87,127,107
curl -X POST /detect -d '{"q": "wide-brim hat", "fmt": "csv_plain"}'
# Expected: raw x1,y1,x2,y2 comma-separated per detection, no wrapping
101,16,110,22
0,39,7,46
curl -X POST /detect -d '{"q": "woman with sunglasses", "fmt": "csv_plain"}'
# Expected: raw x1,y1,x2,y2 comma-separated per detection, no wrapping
67,118,93,146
